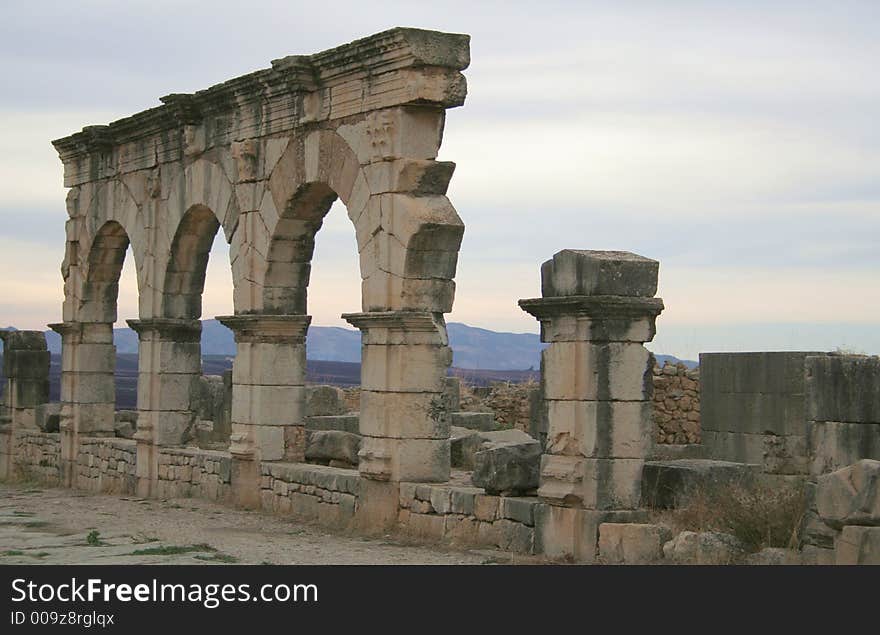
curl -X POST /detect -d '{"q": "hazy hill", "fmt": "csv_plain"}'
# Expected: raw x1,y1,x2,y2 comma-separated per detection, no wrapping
37,320,694,370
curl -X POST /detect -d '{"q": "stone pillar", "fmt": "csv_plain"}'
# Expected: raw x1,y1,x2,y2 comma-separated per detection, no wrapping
217,314,310,508
0,331,51,480
48,322,115,486
343,311,452,527
519,250,663,561
127,318,202,497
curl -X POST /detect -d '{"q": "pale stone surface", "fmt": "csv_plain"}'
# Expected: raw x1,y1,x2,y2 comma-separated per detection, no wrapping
835,525,880,564
662,531,744,564
816,459,880,529
598,523,671,564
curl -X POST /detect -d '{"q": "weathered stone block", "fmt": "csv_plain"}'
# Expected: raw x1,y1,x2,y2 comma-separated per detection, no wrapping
816,459,880,529
533,505,647,563
450,411,496,431
545,399,652,459
662,531,744,564
305,430,361,466
500,496,538,526
542,341,652,401
641,459,757,509
540,250,659,298
306,414,360,434
835,526,880,564
306,385,347,416
359,390,449,439
472,441,541,496
809,421,880,477
598,523,671,564
807,355,880,424
450,425,482,469
35,403,61,433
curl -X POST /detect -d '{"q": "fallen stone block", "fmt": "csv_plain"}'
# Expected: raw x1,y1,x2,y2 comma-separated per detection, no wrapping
816,459,880,529
642,459,757,509
113,410,138,439
305,430,361,466
306,414,360,434
306,385,347,416
662,531,744,564
472,441,541,496
599,523,671,564
835,525,880,564
35,402,61,433
450,426,482,469
451,411,496,431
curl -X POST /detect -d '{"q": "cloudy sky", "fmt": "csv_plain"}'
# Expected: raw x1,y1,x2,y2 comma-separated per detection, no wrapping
1,0,878,360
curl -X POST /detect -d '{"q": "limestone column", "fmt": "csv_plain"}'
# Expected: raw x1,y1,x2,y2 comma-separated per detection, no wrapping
0,331,51,479
343,311,451,525
519,250,663,562
127,318,202,497
48,322,115,486
216,314,310,508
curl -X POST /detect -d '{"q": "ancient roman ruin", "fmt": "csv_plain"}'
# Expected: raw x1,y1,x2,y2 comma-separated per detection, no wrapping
1,28,879,564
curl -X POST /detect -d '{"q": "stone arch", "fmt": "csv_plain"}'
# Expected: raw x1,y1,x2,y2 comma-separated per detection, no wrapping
262,181,337,314
73,180,146,323
79,220,132,324
161,204,222,320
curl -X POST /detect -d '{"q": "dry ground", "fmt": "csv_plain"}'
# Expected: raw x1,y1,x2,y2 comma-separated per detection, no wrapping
0,483,528,565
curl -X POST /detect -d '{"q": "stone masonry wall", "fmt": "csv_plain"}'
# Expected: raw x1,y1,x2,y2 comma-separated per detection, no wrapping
155,448,233,501
75,437,136,494
652,362,701,444
259,462,359,527
13,431,60,484
398,482,537,554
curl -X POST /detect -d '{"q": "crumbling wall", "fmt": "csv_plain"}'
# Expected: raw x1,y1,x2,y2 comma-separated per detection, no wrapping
652,362,701,444
458,380,541,432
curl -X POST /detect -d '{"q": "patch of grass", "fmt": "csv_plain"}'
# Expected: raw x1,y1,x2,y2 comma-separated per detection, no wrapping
131,543,216,556
24,520,49,528
656,479,807,552
194,553,239,563
86,530,105,546
29,552,50,559
12,511,35,517
1,550,25,556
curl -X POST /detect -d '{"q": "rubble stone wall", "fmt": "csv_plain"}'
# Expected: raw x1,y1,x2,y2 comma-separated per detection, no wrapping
651,362,701,444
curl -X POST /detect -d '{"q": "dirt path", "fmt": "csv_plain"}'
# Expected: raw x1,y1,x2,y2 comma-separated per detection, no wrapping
0,483,526,565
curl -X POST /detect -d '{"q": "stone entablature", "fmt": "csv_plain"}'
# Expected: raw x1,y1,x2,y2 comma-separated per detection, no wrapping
53,28,469,188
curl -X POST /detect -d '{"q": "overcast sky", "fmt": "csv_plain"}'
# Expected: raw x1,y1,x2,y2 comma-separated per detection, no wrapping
1,0,878,360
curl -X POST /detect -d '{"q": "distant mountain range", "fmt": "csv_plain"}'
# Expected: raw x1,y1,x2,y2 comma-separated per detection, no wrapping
36,320,694,370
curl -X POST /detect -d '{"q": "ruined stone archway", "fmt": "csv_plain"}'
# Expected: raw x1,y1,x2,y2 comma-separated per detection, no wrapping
53,27,470,502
